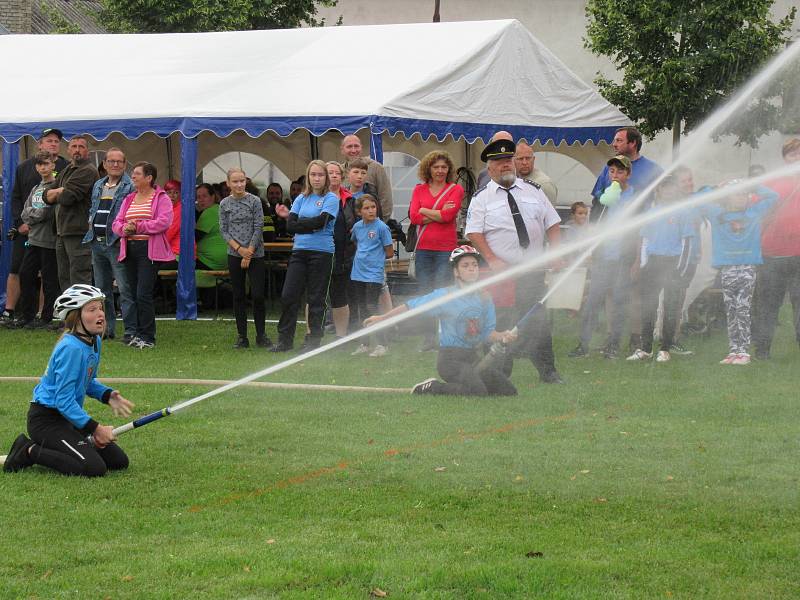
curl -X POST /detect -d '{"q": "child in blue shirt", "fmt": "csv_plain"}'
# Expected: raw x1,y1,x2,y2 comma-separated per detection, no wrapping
3,285,135,476
702,181,778,365
273,160,340,352
349,195,394,357
364,246,517,396
628,175,696,363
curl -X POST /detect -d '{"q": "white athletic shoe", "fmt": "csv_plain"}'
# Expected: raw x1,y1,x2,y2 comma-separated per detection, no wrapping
351,344,369,356
731,353,751,365
626,349,652,361
719,353,737,365
369,344,388,357
655,350,671,363
411,377,439,395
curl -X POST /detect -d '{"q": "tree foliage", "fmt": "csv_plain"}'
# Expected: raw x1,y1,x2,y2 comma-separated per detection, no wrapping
99,0,339,34
585,0,797,148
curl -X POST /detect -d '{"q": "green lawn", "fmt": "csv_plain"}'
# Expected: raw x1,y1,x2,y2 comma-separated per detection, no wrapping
1,312,798,598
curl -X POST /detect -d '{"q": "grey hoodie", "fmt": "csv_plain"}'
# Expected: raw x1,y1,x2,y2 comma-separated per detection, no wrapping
21,181,57,249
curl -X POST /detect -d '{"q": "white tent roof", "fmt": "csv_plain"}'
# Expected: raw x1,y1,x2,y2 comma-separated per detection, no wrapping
0,19,629,143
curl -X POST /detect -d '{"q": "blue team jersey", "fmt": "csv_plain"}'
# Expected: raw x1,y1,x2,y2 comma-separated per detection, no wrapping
32,334,111,430
350,219,392,283
704,187,778,267
640,203,696,258
592,155,663,202
290,192,339,253
406,287,496,349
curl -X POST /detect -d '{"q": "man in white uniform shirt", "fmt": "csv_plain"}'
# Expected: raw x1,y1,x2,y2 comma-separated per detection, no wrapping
466,139,564,384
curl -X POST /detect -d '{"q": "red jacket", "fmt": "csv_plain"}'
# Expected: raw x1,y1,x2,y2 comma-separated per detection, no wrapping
763,175,800,257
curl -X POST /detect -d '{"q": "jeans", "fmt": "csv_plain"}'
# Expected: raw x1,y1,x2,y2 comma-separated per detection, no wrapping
92,240,136,339
123,240,158,344
414,249,452,343
579,258,631,349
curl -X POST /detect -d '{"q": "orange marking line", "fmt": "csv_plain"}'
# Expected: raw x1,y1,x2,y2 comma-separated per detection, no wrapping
188,412,575,513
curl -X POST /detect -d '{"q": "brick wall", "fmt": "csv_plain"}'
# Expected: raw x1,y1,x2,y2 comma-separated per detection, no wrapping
0,0,32,33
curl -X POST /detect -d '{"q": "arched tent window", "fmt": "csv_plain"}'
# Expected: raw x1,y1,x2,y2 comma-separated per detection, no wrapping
382,151,420,221
201,151,291,198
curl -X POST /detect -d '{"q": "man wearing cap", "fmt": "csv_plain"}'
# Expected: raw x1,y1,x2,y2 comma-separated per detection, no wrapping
590,127,663,218
1,129,68,323
514,142,558,206
83,148,135,341
340,134,393,221
590,126,662,351
43,134,99,290
465,139,564,384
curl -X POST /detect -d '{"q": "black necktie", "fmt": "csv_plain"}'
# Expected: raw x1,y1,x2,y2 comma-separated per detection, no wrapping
505,188,530,248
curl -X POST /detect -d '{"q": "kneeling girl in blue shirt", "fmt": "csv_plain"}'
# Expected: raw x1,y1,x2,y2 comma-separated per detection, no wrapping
364,246,517,396
3,285,134,476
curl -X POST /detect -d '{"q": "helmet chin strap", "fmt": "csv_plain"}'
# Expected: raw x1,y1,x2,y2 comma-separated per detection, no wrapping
72,308,96,345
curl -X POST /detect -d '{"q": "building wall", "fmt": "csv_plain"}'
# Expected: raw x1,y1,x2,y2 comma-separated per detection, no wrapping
0,0,32,33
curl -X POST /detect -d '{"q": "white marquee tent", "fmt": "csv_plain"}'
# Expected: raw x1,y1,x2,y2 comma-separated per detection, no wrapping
0,19,630,317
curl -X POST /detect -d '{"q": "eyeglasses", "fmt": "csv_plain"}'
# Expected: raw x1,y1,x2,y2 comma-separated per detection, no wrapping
105,159,125,165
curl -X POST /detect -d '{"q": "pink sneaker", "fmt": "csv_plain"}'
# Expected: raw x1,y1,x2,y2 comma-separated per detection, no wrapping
719,353,737,365
731,353,751,365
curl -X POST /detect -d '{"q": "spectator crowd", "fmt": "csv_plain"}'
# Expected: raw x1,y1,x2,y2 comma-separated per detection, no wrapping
2,126,799,381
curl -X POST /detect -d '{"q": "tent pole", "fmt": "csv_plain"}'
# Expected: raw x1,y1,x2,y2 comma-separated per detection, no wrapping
1,140,20,311
369,127,383,163
165,136,175,180
176,135,198,320
309,132,319,160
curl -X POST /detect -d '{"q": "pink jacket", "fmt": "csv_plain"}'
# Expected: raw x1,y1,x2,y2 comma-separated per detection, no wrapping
112,187,175,262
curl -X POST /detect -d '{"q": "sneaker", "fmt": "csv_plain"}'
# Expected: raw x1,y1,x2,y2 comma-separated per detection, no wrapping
3,434,34,473
255,335,272,348
603,345,619,360
127,336,142,347
568,344,588,358
0,310,14,324
351,344,370,356
369,344,388,357
270,341,293,353
299,337,321,353
411,377,443,395
754,348,770,361
133,338,155,349
27,318,51,330
122,335,134,345
668,343,693,356
731,353,751,365
626,349,652,361
719,353,737,365
540,371,565,384
655,350,671,363
233,337,250,349
47,320,64,332
5,318,31,329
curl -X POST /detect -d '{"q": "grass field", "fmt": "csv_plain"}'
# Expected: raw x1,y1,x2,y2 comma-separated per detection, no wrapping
1,311,799,599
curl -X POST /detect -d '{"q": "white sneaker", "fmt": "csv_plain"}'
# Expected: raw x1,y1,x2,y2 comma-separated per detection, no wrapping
655,350,671,363
369,344,388,357
626,349,652,361
731,353,751,365
127,336,141,347
351,344,369,356
411,377,440,395
719,353,737,365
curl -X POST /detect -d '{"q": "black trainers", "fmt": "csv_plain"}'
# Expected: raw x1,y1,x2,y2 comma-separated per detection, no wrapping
298,337,321,353
255,335,272,348
270,341,293,353
5,318,31,329
0,310,14,324
411,378,443,395
568,344,588,358
603,345,619,359
3,434,34,473
233,337,250,349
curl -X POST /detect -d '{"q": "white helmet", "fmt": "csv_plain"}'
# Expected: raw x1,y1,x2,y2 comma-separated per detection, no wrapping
449,244,481,265
54,284,106,320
